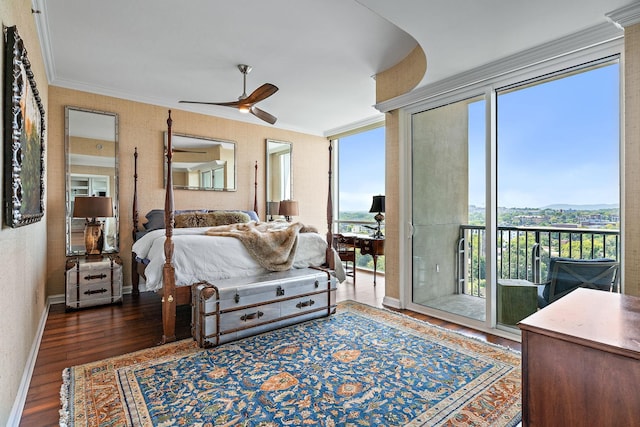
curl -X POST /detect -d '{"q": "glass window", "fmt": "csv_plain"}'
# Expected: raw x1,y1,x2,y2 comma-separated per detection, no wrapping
336,126,385,272
496,61,620,283
337,126,385,228
408,58,620,330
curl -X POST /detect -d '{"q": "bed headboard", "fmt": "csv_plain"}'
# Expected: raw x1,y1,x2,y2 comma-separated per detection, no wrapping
131,131,260,238
131,111,336,259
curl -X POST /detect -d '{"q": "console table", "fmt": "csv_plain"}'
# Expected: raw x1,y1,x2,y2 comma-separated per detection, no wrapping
519,288,640,426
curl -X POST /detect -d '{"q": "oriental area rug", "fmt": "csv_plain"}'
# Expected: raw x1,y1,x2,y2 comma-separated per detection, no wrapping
60,301,522,426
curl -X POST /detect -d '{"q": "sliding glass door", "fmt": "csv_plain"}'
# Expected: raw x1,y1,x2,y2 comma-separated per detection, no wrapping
411,95,487,321
410,57,620,331
494,60,620,327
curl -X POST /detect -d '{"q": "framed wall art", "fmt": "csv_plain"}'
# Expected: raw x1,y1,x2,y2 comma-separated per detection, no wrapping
3,25,46,227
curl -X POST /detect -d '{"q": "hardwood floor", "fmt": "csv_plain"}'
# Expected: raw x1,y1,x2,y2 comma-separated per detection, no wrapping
20,270,520,426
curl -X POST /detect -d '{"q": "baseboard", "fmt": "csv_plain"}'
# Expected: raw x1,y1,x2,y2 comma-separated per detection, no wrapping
7,301,51,426
382,295,402,309
10,286,136,424
48,293,65,305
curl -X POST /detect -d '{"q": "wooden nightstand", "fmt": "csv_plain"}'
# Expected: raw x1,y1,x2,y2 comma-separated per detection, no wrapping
65,255,123,310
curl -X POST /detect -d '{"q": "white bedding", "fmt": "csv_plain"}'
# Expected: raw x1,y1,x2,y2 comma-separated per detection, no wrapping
132,223,330,291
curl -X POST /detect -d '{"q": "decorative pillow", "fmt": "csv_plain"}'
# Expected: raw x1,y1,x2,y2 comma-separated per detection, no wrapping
201,211,251,226
143,209,165,231
300,224,319,233
174,213,203,228
174,210,252,228
206,209,259,222
241,210,260,222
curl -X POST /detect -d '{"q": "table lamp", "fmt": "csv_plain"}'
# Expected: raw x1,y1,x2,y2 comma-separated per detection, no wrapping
267,201,280,221
72,196,113,260
278,200,299,222
368,195,385,238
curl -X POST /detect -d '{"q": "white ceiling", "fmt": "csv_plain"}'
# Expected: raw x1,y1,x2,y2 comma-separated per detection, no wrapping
34,0,633,136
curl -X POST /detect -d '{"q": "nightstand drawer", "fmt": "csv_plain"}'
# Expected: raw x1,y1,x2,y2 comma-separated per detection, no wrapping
67,266,121,286
66,279,118,304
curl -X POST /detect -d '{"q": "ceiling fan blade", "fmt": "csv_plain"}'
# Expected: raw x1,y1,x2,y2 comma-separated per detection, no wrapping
250,106,277,125
243,83,279,104
179,67,278,123
179,100,241,108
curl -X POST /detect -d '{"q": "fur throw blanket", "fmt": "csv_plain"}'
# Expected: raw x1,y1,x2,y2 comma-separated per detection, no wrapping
205,221,316,271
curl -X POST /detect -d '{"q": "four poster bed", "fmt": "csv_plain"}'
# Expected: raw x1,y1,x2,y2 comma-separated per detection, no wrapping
131,111,337,344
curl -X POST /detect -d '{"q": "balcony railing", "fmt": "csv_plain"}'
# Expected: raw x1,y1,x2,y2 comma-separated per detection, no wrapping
457,225,620,298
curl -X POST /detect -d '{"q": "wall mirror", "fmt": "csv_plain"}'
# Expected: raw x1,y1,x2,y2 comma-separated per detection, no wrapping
164,132,237,191
265,139,292,219
65,107,119,256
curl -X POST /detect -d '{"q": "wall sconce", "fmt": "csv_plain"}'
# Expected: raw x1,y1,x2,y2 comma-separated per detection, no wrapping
278,200,299,222
366,195,385,239
267,201,280,221
72,196,113,260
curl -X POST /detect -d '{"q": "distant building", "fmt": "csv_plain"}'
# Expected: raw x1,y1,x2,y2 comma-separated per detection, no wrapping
551,223,579,228
515,215,544,225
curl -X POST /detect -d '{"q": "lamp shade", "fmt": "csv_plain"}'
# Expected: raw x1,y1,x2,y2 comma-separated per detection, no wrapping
278,200,299,217
73,196,113,219
267,201,280,216
369,195,385,213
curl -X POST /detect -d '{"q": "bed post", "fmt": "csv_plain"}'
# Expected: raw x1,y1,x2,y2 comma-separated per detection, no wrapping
326,139,335,269
162,110,177,344
254,160,258,214
131,147,140,295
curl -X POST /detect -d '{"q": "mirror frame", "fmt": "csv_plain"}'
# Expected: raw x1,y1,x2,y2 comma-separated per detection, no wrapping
164,132,237,191
265,139,293,220
65,106,119,256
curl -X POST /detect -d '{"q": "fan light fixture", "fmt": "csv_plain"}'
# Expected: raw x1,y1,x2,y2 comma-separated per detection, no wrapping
179,64,279,124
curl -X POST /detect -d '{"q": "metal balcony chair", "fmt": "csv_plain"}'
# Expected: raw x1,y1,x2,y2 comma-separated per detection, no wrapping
333,233,356,285
537,257,619,308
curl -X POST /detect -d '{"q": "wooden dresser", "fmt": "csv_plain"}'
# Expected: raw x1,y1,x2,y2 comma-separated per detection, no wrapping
519,288,640,426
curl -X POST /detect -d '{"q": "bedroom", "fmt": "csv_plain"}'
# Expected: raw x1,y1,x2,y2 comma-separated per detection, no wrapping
2,0,640,425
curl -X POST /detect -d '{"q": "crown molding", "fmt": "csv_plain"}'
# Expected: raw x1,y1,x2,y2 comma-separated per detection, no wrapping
375,22,623,113
323,114,385,138
32,0,55,83
606,2,640,29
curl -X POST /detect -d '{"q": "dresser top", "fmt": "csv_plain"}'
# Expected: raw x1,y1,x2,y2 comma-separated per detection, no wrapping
519,288,640,358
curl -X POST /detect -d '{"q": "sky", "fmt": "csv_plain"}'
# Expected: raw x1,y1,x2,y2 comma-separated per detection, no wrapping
339,61,620,212
470,61,619,208
338,126,385,212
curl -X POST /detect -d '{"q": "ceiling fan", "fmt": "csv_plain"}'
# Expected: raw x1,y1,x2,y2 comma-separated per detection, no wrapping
180,64,279,125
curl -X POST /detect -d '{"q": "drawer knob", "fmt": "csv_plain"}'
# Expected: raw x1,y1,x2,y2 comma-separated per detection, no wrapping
296,299,315,309
276,286,285,296
84,273,107,281
84,288,107,295
241,311,264,322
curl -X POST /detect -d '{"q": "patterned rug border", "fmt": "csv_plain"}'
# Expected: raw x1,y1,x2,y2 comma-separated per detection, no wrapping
60,300,521,427
341,300,521,359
